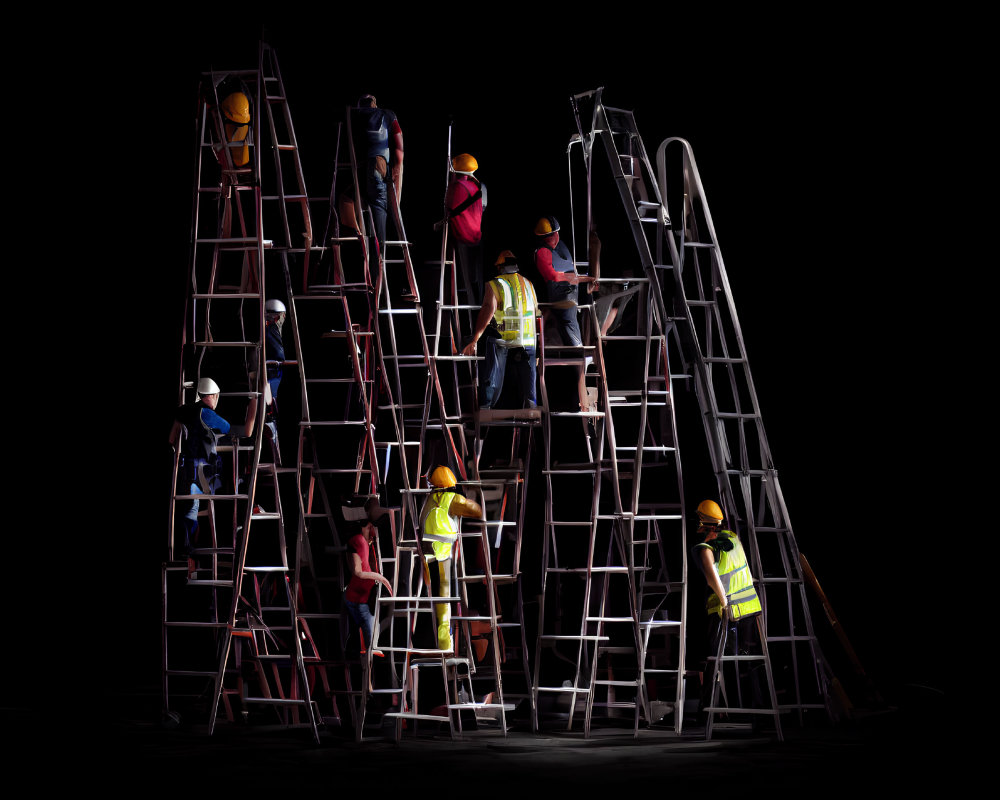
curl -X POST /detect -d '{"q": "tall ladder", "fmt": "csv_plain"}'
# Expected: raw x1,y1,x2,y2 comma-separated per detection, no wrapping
567,98,691,734
533,295,648,736
375,129,511,739
435,127,532,721
576,87,832,736
165,43,318,742
278,102,418,740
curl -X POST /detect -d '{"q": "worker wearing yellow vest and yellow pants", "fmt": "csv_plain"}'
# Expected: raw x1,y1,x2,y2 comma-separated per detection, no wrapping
693,499,765,710
419,466,483,651
462,251,538,409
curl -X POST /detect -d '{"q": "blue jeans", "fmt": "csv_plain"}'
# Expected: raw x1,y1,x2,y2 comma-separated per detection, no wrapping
364,160,387,251
181,458,221,557
182,483,203,557
345,597,375,652
480,330,536,409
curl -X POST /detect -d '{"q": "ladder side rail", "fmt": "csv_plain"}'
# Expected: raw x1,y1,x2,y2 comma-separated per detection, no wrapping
263,44,314,266
260,44,295,253
208,57,295,735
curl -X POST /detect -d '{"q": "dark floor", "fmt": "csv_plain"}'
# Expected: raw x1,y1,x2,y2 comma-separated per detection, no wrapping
12,681,945,792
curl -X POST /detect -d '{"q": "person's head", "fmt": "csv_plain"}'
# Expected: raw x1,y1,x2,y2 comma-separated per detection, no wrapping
494,250,519,275
452,153,478,175
265,298,286,329
534,215,560,248
361,520,377,543
429,465,457,490
197,377,221,410
358,94,377,108
696,499,724,539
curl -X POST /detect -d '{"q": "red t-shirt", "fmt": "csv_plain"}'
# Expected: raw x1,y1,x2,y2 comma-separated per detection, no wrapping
345,533,375,602
446,174,483,245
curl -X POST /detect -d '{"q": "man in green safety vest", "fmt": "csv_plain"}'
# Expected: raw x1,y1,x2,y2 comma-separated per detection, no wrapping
418,466,484,652
461,250,539,409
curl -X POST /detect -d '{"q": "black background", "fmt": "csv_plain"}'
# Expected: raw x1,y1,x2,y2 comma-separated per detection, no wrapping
21,10,950,733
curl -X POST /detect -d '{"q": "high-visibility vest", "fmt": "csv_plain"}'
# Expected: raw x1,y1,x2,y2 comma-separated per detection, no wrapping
705,531,762,620
489,273,537,348
421,491,459,545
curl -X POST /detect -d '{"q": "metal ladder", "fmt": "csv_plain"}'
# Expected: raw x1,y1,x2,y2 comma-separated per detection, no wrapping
164,42,318,742
567,94,691,734
532,283,620,735
577,87,832,736
432,127,534,723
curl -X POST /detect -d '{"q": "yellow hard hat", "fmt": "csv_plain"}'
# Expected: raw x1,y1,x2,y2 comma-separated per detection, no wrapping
429,465,457,489
221,92,250,125
534,216,560,236
696,499,724,523
452,153,478,174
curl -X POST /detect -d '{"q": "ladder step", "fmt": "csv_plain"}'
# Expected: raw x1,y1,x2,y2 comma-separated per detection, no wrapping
242,696,310,706
704,707,779,716
535,686,591,693
163,621,228,628
383,712,451,722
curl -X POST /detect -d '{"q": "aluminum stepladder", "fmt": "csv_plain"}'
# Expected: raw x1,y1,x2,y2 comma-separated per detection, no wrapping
655,135,820,739
164,43,318,742
283,103,417,740
419,134,532,734
532,295,615,736
575,87,834,738
329,103,451,738
563,94,692,735
369,129,509,740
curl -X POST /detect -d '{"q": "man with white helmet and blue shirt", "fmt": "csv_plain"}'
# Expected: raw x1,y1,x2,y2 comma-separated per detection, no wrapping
170,376,264,577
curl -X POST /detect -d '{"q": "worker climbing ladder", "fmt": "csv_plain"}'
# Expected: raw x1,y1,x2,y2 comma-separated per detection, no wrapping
374,130,512,739
164,43,319,742
571,87,832,737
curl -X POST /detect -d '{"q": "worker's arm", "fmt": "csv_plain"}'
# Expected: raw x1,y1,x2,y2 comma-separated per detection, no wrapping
391,122,404,201
698,546,729,610
350,552,393,594
168,420,183,450
535,246,592,285
448,493,483,520
461,288,498,356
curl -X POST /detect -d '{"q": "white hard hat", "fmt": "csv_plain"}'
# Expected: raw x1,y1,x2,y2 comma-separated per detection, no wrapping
265,299,286,314
197,377,221,396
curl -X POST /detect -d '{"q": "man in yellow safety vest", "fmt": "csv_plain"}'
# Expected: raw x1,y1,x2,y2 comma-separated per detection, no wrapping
693,499,765,709
461,251,539,409
418,466,483,651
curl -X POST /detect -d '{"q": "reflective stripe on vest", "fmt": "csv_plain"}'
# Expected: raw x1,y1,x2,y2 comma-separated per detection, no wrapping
706,531,762,619
421,491,459,544
489,274,537,347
